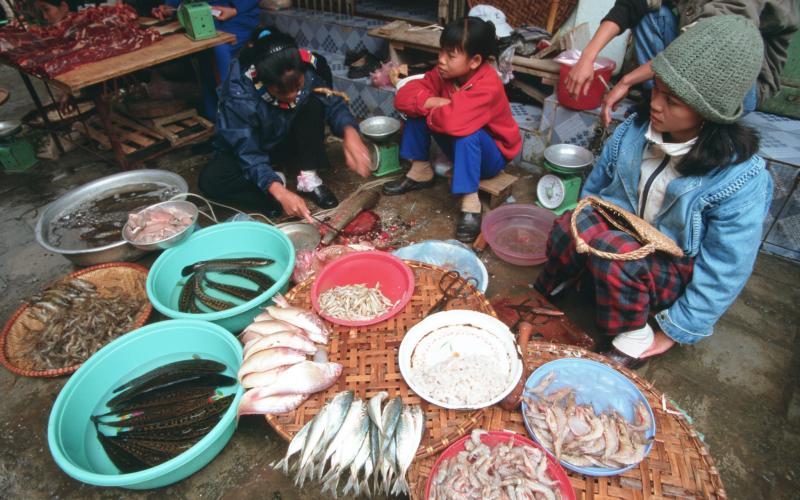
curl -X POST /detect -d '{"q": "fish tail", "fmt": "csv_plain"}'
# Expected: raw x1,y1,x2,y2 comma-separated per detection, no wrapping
391,476,408,496
271,456,288,474
272,293,288,308
320,474,340,498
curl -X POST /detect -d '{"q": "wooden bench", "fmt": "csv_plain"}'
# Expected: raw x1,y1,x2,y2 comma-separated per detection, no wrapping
444,170,519,209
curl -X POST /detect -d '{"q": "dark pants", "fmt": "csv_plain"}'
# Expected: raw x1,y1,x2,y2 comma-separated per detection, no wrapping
199,95,330,215
534,207,694,336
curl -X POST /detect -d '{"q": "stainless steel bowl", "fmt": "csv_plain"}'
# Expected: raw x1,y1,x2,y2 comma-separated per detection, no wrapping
35,170,188,266
0,120,21,139
122,200,199,251
277,221,321,252
359,116,402,143
543,143,594,171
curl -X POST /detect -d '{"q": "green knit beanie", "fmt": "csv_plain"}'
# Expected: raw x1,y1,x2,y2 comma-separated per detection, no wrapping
651,15,763,124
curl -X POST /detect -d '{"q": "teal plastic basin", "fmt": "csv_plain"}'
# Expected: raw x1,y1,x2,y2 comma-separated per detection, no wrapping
146,222,295,333
47,319,244,489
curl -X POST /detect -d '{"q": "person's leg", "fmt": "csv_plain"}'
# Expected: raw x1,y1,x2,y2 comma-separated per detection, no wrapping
633,5,678,88
585,230,693,358
534,207,613,296
276,96,338,208
449,129,506,195
199,150,283,216
384,116,437,194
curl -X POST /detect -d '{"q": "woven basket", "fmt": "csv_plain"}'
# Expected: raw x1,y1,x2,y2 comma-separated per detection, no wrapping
266,262,495,459
571,196,684,261
0,262,152,378
408,342,727,499
467,0,578,33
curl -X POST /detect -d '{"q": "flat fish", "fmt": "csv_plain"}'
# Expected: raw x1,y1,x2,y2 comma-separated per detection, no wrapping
240,365,290,390
240,320,302,344
251,361,342,398
243,332,317,360
266,294,330,344
237,348,307,380
237,392,308,417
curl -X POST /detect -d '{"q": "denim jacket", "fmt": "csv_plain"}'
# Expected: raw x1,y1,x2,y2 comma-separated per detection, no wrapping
582,115,773,344
213,59,357,191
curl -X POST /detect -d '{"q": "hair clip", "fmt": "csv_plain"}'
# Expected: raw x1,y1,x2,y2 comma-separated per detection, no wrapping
257,29,271,39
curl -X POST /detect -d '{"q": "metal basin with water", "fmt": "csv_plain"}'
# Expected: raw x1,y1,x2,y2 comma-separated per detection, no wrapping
35,170,188,266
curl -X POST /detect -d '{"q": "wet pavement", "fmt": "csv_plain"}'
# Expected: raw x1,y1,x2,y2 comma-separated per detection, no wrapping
0,64,798,499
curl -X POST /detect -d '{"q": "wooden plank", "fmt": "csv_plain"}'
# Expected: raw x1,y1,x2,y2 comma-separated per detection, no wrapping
48,31,237,93
479,171,518,196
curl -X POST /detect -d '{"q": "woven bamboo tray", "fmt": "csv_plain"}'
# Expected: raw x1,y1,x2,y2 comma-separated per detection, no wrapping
0,262,152,378
266,262,496,459
408,342,727,499
467,0,578,33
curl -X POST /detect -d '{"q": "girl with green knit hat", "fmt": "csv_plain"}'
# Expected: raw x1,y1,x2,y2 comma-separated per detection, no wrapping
535,15,774,368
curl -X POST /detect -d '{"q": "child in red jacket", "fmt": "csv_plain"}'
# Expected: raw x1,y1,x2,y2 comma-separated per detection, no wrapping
383,17,521,242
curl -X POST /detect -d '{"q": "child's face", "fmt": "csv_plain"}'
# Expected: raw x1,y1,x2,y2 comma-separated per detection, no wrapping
34,0,69,24
649,78,704,141
266,73,305,104
437,48,482,81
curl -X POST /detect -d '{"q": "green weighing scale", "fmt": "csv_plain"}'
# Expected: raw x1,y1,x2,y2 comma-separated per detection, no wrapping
177,1,217,41
536,143,594,215
359,116,403,177
0,120,37,173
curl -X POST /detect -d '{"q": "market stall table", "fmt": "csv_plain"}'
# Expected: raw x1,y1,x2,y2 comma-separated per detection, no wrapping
9,25,235,169
269,262,727,499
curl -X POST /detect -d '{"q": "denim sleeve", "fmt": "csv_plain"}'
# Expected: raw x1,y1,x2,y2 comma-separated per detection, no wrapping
318,93,358,137
581,117,633,197
216,100,282,191
655,167,773,344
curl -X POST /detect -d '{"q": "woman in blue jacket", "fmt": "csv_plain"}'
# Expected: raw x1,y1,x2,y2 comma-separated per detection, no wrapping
199,31,370,221
535,16,773,367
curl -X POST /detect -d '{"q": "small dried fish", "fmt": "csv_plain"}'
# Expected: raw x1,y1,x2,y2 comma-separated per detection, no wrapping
318,283,397,321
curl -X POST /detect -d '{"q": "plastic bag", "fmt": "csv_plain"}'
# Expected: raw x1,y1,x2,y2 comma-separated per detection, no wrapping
554,49,613,71
292,243,375,283
497,40,522,84
392,240,488,292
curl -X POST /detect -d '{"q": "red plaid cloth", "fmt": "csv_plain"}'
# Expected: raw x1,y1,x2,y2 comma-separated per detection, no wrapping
535,207,694,336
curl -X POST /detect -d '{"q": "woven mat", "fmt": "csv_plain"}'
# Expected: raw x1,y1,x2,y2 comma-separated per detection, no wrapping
266,262,495,459
467,0,578,33
408,342,727,499
0,262,152,378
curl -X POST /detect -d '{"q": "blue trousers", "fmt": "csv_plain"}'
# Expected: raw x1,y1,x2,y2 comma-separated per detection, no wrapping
400,117,506,194
633,6,757,112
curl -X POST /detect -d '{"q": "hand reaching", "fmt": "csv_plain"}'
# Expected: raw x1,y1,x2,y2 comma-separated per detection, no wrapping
342,127,371,178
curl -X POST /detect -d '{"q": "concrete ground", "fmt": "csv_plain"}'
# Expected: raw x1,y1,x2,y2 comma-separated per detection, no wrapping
0,65,798,499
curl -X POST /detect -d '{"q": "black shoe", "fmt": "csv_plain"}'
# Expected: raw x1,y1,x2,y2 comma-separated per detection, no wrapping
382,177,435,196
347,51,381,79
300,185,339,209
599,347,648,370
455,211,482,243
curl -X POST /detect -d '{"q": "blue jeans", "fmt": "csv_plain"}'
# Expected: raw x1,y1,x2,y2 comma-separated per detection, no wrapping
400,117,506,194
634,7,757,112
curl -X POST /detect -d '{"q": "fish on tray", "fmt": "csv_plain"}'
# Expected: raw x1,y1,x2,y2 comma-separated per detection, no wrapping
523,372,653,469
126,204,194,245
272,391,425,497
176,257,276,314
256,293,330,344
93,358,235,473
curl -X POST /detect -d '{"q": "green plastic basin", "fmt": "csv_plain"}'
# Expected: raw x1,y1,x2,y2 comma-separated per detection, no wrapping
47,319,244,489
146,222,296,333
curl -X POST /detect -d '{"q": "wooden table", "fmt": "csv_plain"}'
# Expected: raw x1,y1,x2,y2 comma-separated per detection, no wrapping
13,27,235,168
368,20,561,86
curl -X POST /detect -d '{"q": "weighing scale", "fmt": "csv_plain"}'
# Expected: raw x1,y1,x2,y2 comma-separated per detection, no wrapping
359,116,403,177
0,120,37,173
536,143,594,215
177,1,217,41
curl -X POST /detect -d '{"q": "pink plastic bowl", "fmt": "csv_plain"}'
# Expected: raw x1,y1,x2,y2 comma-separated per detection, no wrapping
481,204,557,266
310,251,415,327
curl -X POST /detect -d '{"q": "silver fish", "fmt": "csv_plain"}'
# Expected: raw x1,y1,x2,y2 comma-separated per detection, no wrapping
375,395,402,488
295,402,332,487
367,391,388,469
311,391,355,479
391,405,424,495
320,402,370,495
341,432,372,496
271,418,312,473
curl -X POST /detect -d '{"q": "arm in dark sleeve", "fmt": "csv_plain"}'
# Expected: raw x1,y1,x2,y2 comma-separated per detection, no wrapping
601,0,654,32
215,99,282,191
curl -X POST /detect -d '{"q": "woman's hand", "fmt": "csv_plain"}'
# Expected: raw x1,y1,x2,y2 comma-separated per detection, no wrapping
640,329,676,358
342,126,372,178
424,97,451,109
566,57,596,99
212,6,237,21
601,81,630,127
151,4,175,20
269,182,313,223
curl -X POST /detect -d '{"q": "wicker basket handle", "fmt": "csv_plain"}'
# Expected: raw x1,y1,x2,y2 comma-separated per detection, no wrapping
570,197,657,261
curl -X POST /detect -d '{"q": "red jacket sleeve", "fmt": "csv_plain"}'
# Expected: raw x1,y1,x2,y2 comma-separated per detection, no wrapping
394,69,443,117
427,83,495,137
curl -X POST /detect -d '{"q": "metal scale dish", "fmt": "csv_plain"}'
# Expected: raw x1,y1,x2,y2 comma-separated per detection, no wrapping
359,116,403,177
537,144,594,215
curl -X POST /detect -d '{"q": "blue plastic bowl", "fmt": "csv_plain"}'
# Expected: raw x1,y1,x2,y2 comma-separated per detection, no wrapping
48,319,244,489
521,358,656,476
392,239,488,293
146,222,295,333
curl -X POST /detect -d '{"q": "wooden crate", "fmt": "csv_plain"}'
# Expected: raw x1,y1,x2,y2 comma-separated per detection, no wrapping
83,112,170,160
149,109,214,147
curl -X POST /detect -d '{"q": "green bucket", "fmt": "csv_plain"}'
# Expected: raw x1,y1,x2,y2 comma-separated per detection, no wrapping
48,319,244,489
146,221,296,333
